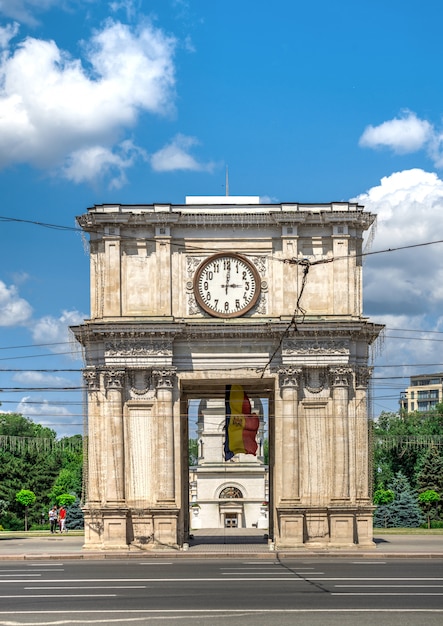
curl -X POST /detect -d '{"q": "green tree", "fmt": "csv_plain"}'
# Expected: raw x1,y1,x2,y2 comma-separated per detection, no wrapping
15,489,36,531
56,493,76,507
373,410,443,490
373,488,394,505
419,490,441,529
188,438,198,466
263,438,269,465
65,497,84,530
0,415,82,529
416,446,443,521
374,471,425,528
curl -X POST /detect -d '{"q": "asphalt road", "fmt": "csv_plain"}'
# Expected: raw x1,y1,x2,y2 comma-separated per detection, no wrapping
0,557,442,625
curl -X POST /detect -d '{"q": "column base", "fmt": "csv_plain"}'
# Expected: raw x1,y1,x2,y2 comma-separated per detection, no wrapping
275,505,376,549
83,507,129,551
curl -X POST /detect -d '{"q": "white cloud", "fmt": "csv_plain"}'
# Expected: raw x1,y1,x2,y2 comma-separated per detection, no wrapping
30,309,85,355
0,22,20,48
354,169,443,315
16,396,72,418
0,280,33,326
12,371,77,387
351,169,443,410
0,1,60,27
62,140,147,188
0,18,177,183
359,111,432,154
150,134,215,172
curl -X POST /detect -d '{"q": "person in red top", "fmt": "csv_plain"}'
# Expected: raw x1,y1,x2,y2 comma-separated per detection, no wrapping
58,506,67,533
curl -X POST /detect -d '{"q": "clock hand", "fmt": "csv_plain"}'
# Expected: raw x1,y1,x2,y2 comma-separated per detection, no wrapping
225,268,230,294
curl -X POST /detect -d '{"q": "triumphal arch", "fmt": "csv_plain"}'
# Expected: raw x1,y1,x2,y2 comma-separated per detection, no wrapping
72,195,382,550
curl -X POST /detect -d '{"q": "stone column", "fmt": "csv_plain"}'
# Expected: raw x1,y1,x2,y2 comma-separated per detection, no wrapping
104,369,126,505
83,367,102,505
355,366,372,502
278,366,302,502
153,368,176,503
82,367,104,550
329,367,352,501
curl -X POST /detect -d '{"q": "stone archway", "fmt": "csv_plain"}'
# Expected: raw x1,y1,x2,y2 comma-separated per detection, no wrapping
72,196,382,551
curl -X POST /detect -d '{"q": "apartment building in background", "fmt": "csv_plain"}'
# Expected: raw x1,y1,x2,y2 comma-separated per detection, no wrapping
400,373,443,413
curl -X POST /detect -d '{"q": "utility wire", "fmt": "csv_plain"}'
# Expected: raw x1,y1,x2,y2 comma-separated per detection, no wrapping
2,214,443,264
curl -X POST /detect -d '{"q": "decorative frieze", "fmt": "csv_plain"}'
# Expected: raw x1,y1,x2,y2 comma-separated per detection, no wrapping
105,339,172,357
283,340,349,356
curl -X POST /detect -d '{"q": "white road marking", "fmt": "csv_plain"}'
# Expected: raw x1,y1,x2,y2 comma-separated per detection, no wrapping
332,592,443,596
352,561,386,564
0,577,307,583
25,586,147,590
0,575,41,578
0,595,117,598
0,608,443,615
334,585,443,589
307,577,443,581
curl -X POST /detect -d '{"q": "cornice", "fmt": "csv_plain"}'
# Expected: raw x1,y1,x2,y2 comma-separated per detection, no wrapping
71,318,384,345
76,205,377,232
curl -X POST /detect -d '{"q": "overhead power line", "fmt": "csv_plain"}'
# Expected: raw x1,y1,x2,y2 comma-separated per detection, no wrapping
2,214,443,264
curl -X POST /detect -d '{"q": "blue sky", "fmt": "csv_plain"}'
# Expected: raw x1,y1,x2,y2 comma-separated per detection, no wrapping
1,0,443,436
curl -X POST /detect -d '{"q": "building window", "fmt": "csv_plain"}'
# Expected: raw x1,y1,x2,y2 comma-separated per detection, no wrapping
219,486,243,499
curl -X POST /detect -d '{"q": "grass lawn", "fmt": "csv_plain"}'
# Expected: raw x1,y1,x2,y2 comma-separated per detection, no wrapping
374,527,443,535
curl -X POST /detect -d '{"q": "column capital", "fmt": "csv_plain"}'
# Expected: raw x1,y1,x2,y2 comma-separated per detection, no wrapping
153,367,177,389
278,366,302,389
104,369,125,390
355,365,373,389
83,367,100,391
329,366,353,388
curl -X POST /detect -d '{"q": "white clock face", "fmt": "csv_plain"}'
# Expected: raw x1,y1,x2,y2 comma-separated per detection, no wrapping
194,253,261,318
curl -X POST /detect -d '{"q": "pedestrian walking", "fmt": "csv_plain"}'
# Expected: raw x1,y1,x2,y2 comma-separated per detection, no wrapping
59,505,67,533
48,505,58,533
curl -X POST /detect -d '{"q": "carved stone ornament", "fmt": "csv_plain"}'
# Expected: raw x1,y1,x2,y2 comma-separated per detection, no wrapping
105,340,172,357
152,368,177,389
329,366,353,388
303,367,327,394
187,293,200,316
83,368,99,391
187,256,203,279
249,256,267,276
128,370,154,396
356,366,373,389
278,366,302,388
283,340,349,356
104,369,125,390
255,292,267,315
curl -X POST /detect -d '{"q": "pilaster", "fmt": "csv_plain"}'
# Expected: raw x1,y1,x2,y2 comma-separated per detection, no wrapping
153,368,177,504
104,369,126,505
329,366,352,502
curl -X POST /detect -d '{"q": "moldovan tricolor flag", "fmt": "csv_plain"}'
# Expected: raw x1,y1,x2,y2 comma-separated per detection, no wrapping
224,384,259,461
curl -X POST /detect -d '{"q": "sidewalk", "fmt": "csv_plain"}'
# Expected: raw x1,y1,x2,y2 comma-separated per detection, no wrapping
0,529,442,560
